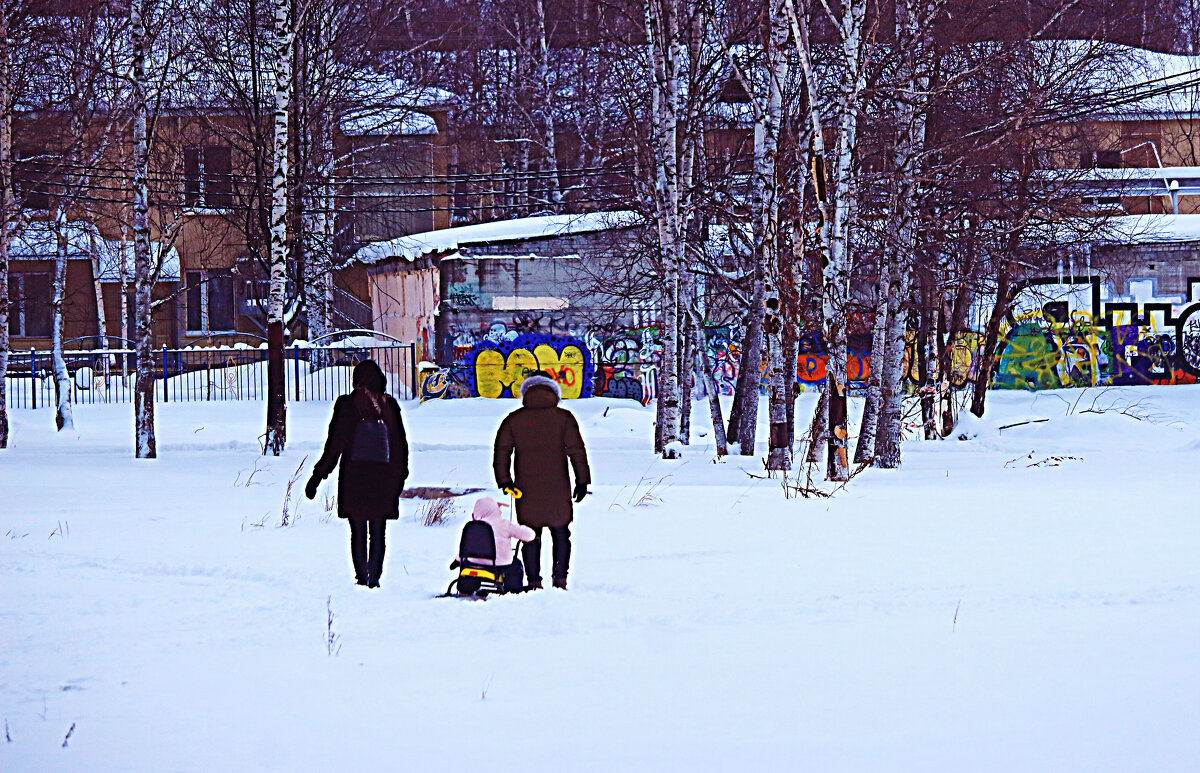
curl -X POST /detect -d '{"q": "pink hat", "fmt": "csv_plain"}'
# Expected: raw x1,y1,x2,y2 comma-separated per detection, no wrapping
472,496,501,520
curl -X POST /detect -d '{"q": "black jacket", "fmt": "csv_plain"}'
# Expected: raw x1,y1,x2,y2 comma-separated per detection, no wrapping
312,389,409,519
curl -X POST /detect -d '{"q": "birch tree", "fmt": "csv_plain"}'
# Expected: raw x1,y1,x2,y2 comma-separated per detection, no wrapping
784,0,867,481
130,0,155,457
41,5,126,431
856,0,939,468
263,0,293,455
759,0,790,470
643,0,688,456
724,0,792,465
0,1,20,450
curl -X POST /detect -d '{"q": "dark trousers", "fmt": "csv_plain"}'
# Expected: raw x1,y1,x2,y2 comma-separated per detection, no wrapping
348,516,387,584
522,525,571,583
499,559,525,592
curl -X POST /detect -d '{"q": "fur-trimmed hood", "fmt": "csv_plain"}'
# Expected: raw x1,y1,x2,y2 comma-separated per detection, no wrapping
519,373,561,404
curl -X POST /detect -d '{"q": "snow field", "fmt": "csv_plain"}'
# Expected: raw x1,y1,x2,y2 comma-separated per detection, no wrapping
1,387,1198,771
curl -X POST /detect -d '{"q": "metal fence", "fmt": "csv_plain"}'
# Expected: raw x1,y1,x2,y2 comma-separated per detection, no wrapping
3,342,418,409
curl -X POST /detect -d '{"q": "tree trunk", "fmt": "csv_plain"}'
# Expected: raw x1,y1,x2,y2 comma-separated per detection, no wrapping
790,0,865,481
854,250,891,464
0,17,11,449
783,320,798,447
303,122,334,345
918,282,937,440
86,232,111,387
119,229,129,380
872,0,930,469
762,0,790,471
970,265,1012,417
645,0,686,457
692,322,727,455
51,208,74,431
806,385,828,464
678,268,694,444
265,0,294,456
131,0,155,459
873,267,911,468
729,283,763,454
533,0,560,206
934,240,974,436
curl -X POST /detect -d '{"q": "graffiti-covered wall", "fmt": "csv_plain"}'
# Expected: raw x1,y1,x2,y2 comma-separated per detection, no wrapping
419,274,1200,401
991,277,1200,388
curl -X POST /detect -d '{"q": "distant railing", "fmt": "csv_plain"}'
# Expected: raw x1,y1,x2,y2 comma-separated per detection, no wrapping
4,340,418,409
333,286,374,329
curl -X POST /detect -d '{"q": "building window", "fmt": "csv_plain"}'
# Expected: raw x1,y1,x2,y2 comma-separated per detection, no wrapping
183,145,233,209
7,273,52,337
237,260,294,314
1080,150,1122,169
185,269,235,333
451,163,477,224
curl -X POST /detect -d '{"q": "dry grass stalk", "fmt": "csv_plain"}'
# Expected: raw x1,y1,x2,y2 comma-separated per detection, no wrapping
419,497,456,526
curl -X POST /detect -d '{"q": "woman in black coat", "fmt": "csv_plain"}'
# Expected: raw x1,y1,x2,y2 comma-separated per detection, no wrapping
305,360,409,588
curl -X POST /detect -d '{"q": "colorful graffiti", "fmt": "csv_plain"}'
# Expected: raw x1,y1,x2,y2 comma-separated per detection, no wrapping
992,278,1200,389
589,329,663,404
470,334,594,399
427,276,1199,400
419,368,451,402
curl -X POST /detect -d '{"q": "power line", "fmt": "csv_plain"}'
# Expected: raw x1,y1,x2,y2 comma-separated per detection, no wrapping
15,156,637,186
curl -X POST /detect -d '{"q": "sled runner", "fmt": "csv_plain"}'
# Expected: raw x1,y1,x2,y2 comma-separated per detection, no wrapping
438,519,525,599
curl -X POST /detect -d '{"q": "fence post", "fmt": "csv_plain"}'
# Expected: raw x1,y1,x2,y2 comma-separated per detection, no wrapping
293,344,301,402
30,349,37,409
409,343,417,402
161,346,169,402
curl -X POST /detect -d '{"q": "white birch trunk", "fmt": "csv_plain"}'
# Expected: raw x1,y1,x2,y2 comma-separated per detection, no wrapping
533,0,559,206
820,0,867,481
51,204,74,431
874,0,934,468
762,0,790,470
786,0,835,470
692,319,727,455
131,0,156,458
119,228,129,380
87,233,110,384
0,17,11,449
645,0,684,456
853,249,890,464
265,0,294,455
303,122,334,344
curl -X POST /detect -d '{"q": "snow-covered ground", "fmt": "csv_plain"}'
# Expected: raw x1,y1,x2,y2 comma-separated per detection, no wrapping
2,387,1198,772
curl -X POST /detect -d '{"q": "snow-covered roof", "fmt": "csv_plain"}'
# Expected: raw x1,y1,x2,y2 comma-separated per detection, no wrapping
1095,214,1200,245
341,109,438,137
354,211,643,264
339,83,452,137
1095,46,1200,119
8,221,181,281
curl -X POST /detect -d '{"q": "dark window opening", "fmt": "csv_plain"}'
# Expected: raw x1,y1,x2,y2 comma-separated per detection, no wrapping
8,273,52,337
183,145,233,209
185,269,235,332
1080,150,1122,169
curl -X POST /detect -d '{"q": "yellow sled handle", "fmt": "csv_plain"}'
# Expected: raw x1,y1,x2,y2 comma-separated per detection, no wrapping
503,486,523,500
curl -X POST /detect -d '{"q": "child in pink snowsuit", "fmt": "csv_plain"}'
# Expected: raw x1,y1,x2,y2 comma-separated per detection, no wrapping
472,497,535,591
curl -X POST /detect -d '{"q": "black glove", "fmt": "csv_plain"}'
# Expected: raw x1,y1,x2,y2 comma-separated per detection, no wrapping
573,482,588,503
304,476,320,500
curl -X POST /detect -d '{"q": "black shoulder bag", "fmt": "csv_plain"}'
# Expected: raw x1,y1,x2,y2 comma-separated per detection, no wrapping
350,392,391,463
